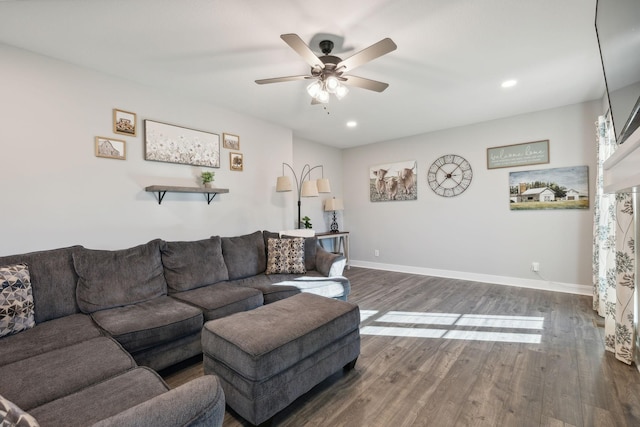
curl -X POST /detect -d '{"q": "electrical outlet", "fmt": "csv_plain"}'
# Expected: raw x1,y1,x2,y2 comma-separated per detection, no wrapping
374,249,380,257
531,262,540,272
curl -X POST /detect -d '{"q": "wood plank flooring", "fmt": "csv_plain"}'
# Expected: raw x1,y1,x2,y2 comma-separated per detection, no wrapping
161,267,640,427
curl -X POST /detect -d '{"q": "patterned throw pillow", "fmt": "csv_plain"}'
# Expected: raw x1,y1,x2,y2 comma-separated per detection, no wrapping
0,263,35,338
0,393,40,427
266,238,306,274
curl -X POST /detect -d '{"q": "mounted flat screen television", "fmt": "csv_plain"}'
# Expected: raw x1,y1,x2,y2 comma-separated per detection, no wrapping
595,0,640,145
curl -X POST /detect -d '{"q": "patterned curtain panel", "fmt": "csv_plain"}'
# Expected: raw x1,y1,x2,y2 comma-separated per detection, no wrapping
592,114,636,365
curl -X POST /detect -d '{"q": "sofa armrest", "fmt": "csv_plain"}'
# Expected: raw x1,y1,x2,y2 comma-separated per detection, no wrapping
91,375,225,427
315,245,346,276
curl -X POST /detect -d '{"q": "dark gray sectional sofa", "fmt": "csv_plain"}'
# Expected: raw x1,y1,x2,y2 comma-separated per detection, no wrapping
0,230,348,426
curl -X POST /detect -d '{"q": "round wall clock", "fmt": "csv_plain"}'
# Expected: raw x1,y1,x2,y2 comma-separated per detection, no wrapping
427,154,473,197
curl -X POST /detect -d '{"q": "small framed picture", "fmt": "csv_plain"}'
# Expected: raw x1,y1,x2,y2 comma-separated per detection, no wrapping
95,136,126,160
113,108,137,137
223,133,240,150
230,152,243,171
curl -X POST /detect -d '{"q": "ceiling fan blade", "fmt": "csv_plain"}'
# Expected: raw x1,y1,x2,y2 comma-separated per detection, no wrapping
344,75,389,92
337,38,397,72
255,75,309,85
280,33,323,69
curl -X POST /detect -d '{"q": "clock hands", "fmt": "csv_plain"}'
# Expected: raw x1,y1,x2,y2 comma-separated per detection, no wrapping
439,165,462,183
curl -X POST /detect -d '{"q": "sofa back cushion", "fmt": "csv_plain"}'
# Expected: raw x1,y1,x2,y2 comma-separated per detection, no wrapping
161,237,229,292
0,246,83,323
74,240,167,313
221,231,266,280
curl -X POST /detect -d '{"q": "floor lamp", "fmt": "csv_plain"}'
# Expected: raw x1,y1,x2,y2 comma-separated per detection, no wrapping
276,163,331,229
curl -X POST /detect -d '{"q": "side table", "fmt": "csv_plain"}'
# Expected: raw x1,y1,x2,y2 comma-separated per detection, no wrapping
315,231,350,269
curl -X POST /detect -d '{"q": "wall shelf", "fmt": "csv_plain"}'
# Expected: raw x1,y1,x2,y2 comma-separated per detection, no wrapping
145,185,229,205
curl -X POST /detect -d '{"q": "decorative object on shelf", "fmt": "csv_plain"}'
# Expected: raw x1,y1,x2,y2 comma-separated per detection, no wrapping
276,163,331,229
145,185,229,205
201,171,215,188
509,165,589,210
369,160,417,202
427,154,472,197
230,152,243,171
144,120,220,168
325,197,344,233
301,216,312,229
487,140,549,169
95,136,126,160
112,108,137,137
223,133,240,150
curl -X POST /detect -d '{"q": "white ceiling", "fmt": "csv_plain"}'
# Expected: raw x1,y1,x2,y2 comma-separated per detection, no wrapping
0,0,604,148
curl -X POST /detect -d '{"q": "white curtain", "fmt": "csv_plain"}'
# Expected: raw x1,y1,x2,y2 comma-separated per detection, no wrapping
592,114,636,365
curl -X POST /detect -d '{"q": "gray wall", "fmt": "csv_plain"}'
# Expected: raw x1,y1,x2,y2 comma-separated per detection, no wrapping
1,41,601,296
0,43,296,255
342,101,600,294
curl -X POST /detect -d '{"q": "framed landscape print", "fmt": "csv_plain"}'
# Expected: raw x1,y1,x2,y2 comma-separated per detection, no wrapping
223,133,240,150
509,165,589,210
144,120,220,168
113,109,137,137
95,136,126,160
230,152,243,171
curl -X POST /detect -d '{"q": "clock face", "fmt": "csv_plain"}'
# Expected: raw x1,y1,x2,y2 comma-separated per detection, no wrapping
427,154,473,197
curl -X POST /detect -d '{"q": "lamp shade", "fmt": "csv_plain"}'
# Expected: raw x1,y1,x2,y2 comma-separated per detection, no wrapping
276,176,292,192
301,180,319,197
325,197,344,211
317,178,331,193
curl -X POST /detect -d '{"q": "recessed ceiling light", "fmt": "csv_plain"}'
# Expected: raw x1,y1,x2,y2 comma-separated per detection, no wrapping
501,79,517,88
346,121,357,128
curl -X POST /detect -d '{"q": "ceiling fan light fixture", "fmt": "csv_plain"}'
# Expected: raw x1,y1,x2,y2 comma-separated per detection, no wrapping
335,84,349,100
307,81,322,97
325,76,340,93
316,90,330,103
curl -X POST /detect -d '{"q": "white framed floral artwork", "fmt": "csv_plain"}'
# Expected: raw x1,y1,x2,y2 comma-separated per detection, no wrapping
144,120,220,168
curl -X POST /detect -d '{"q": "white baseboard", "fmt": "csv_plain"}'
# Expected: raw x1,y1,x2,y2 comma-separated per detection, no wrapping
349,260,592,296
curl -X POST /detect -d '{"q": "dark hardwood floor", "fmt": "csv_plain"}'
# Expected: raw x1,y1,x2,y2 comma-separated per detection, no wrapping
161,267,640,426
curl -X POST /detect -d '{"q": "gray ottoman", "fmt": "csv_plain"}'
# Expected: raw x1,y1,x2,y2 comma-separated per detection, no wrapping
202,292,360,425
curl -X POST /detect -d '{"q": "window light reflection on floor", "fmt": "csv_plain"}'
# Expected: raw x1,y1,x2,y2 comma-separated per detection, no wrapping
359,311,544,344
376,311,460,325
359,310,379,322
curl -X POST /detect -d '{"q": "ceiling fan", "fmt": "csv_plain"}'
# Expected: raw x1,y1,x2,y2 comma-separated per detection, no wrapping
255,33,397,104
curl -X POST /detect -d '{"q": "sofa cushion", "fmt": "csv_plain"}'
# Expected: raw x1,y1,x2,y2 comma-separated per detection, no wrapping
170,282,263,321
0,394,39,427
228,275,300,304
29,367,168,427
0,263,35,338
74,240,167,313
221,231,266,280
161,237,229,292
0,313,101,367
265,238,305,274
90,374,225,427
90,296,203,354
0,246,82,323
0,336,135,411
